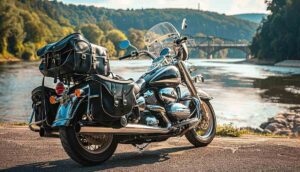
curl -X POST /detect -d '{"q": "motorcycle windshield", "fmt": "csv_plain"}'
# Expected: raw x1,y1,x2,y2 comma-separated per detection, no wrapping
144,22,180,57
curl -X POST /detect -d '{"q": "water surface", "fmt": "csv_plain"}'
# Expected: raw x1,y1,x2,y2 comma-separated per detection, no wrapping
0,59,299,127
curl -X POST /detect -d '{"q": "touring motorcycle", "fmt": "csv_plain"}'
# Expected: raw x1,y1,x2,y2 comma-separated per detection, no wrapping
29,19,216,166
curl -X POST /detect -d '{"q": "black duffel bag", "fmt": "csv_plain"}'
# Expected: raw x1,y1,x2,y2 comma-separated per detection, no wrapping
37,33,110,78
88,75,136,122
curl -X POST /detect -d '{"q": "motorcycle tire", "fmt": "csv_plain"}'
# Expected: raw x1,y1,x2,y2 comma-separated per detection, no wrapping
185,100,216,147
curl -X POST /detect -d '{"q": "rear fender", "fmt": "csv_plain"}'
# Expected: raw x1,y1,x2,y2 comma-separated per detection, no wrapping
52,96,87,127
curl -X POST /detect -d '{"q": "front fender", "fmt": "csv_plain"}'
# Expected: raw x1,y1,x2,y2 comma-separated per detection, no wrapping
197,88,213,100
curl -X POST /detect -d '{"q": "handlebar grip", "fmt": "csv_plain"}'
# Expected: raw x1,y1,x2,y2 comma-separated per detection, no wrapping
119,54,132,60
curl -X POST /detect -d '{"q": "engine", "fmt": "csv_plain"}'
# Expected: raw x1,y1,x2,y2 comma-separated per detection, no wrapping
137,87,191,125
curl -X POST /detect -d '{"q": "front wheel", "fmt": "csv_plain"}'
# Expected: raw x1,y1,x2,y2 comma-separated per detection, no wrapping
185,100,216,147
59,126,118,166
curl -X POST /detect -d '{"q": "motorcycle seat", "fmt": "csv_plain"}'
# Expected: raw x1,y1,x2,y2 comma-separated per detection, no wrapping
93,74,133,84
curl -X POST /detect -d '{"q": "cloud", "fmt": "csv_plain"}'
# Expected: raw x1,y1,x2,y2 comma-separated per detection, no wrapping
61,0,267,15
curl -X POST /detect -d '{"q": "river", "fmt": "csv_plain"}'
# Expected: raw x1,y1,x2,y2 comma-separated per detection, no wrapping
0,59,300,127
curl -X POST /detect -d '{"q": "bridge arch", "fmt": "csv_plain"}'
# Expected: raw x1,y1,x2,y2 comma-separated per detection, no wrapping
208,46,251,59
187,36,252,59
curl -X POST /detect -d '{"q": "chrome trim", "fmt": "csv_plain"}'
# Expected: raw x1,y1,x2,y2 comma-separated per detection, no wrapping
146,105,172,128
79,123,170,134
159,88,178,103
167,103,190,120
136,96,146,111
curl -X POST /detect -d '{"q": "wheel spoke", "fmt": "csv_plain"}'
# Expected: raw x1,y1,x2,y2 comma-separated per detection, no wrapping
76,133,113,154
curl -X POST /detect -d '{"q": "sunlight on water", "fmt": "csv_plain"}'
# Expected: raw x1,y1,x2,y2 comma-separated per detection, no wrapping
0,59,299,127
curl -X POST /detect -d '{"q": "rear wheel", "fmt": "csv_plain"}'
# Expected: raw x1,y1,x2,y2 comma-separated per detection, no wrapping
59,114,118,166
185,100,216,147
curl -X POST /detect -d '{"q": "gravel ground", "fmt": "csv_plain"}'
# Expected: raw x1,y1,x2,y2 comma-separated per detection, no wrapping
0,126,300,172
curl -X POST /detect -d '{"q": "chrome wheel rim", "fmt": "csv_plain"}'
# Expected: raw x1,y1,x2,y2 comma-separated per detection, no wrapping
193,102,214,139
76,133,113,154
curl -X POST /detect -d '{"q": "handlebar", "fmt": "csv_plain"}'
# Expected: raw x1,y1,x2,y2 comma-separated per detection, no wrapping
176,36,188,45
119,54,132,60
119,50,156,60
119,37,188,61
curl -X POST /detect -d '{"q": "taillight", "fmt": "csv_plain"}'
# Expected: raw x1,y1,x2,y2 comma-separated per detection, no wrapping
55,82,65,95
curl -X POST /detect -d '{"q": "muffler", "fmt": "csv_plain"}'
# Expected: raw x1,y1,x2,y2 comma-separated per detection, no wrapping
79,123,170,134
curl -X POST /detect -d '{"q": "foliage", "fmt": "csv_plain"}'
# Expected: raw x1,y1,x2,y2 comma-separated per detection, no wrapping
80,24,104,44
106,29,127,56
97,19,115,33
251,0,300,62
0,0,74,60
100,38,116,57
233,13,267,23
216,123,241,137
128,28,146,50
0,0,258,61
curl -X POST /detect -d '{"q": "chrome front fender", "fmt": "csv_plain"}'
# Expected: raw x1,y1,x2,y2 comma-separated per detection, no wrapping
197,88,213,100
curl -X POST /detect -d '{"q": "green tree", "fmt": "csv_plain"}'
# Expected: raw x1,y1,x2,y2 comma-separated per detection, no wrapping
97,19,114,33
100,38,116,58
80,24,104,44
128,28,145,50
251,0,300,62
106,29,127,56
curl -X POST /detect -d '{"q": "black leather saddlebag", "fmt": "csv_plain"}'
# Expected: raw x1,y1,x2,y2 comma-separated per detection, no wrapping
88,75,136,121
31,86,59,128
37,33,110,78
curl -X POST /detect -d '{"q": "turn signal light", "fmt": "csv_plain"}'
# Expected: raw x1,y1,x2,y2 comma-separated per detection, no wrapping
49,96,57,104
74,89,83,97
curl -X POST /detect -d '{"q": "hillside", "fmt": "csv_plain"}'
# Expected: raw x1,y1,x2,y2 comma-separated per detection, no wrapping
233,13,267,23
0,0,258,61
251,0,300,62
25,1,258,40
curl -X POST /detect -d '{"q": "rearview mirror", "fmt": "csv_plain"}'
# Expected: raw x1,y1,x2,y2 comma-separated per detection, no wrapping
181,18,187,30
118,40,130,50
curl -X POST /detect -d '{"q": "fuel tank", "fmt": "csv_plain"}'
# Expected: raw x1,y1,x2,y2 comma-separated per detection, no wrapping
143,66,181,87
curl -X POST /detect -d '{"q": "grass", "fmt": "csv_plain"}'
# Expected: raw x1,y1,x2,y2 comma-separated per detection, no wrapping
216,123,287,138
0,122,28,127
216,123,242,137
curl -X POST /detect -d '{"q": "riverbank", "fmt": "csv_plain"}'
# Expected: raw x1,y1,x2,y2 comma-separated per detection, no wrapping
246,58,300,67
258,112,300,137
0,126,299,171
275,60,300,67
0,57,21,63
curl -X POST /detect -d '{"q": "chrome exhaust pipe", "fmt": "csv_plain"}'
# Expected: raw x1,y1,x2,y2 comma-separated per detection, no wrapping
79,123,170,134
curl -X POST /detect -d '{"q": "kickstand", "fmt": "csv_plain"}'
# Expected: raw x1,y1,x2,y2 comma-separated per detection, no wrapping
133,143,150,151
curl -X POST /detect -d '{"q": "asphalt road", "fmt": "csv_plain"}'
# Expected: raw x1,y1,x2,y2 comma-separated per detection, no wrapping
0,126,300,172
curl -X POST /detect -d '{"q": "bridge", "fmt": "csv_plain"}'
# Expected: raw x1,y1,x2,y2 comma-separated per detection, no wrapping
186,35,252,59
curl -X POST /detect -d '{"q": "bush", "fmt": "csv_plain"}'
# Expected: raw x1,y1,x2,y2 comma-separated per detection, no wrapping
216,123,241,137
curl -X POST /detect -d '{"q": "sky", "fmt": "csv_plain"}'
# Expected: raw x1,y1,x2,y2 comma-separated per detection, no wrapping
61,0,268,15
